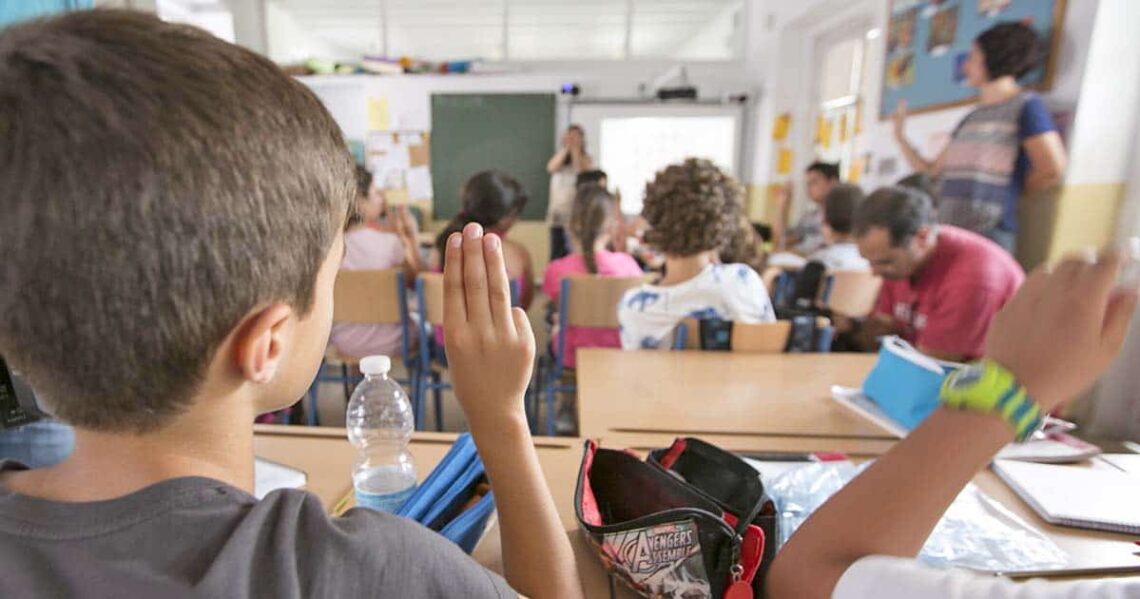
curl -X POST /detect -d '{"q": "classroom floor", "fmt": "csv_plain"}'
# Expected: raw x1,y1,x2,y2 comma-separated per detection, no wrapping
309,289,557,433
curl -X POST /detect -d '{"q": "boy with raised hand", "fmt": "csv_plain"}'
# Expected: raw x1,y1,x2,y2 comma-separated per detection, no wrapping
767,250,1140,599
0,10,581,599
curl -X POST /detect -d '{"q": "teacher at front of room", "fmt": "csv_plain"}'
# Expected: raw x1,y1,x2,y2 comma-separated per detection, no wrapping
545,124,594,261
892,22,1067,253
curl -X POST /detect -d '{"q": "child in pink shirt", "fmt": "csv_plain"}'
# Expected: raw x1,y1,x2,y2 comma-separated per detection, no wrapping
543,184,643,369
328,166,420,359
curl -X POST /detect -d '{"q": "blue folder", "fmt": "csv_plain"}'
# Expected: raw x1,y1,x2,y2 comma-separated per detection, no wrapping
394,433,495,554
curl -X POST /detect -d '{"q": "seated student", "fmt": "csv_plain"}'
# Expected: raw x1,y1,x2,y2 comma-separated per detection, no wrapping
432,170,535,310
849,186,1024,362
0,11,581,598
809,183,870,272
543,185,642,369
618,159,776,349
327,165,422,359
720,215,768,275
768,249,1140,598
772,161,841,255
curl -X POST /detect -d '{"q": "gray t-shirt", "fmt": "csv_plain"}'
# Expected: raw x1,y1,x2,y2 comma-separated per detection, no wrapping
0,461,514,598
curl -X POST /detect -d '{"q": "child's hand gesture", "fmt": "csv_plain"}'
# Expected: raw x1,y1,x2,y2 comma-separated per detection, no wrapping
443,223,536,429
985,249,1137,412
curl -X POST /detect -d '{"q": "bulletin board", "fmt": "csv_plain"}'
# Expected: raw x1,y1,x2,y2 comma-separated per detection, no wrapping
879,0,1067,119
364,131,433,205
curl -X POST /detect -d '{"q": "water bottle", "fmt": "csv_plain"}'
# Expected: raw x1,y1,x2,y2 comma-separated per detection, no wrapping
346,355,416,513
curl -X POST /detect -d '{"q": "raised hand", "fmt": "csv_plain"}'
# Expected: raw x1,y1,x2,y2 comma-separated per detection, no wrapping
442,223,536,428
892,99,908,139
985,249,1137,412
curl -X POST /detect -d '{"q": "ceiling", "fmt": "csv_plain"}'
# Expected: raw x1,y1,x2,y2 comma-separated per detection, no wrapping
266,0,745,62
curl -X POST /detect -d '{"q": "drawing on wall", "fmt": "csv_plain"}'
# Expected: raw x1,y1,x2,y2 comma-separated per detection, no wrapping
926,5,959,56
978,0,1012,16
880,0,1067,118
887,7,918,54
886,51,916,88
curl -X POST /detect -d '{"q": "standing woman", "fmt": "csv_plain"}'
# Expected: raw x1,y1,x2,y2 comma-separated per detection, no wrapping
893,22,1067,252
545,124,594,261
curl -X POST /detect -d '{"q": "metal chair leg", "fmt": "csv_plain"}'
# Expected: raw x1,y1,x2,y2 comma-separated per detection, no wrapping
432,371,444,432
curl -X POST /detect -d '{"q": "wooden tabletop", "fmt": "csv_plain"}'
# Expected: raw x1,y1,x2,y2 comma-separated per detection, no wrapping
253,425,1140,593
576,349,893,442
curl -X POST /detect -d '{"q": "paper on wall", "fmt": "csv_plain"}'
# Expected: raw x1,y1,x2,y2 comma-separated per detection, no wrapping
367,97,391,131
406,165,434,200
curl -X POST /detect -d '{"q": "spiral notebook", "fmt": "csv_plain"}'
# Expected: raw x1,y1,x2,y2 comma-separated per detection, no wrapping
992,459,1140,534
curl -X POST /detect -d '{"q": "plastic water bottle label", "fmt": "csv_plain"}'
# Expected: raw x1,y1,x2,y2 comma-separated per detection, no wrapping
355,484,416,513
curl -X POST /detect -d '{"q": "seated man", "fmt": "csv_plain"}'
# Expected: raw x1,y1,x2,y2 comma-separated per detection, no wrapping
849,186,1024,361
768,249,1139,597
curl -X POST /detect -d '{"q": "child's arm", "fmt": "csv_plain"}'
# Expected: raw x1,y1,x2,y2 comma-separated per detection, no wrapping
767,251,1137,599
443,223,584,599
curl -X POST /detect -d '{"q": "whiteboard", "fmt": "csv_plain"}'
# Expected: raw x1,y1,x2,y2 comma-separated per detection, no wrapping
569,103,743,215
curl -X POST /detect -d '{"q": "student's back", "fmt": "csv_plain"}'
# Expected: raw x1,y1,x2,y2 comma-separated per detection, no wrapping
0,469,506,597
617,159,775,349
0,12,520,598
543,185,642,367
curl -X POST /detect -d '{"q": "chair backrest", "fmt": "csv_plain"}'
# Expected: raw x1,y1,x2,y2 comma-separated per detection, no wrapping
824,270,883,318
562,275,649,329
333,270,405,325
417,272,446,326
731,321,793,353
674,317,792,353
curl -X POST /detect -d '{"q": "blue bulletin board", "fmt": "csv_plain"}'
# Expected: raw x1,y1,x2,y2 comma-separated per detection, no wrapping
879,0,1066,119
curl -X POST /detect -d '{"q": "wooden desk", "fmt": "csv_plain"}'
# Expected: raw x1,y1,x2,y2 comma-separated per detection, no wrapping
254,425,1140,595
253,424,584,527
576,350,893,448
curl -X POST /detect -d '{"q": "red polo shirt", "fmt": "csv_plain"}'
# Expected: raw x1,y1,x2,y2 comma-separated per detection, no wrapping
873,226,1024,359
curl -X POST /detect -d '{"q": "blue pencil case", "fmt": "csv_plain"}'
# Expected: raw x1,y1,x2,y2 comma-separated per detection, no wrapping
862,336,962,431
394,433,495,554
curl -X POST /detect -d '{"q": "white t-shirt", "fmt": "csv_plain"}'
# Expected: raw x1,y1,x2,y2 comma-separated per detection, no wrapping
618,263,775,350
834,556,1140,599
809,242,870,272
546,165,579,226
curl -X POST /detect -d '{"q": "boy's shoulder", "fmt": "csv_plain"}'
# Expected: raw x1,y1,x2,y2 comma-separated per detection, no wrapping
0,476,510,598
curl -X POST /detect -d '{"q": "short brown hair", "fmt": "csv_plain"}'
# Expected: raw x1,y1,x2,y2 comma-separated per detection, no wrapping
642,158,742,257
0,10,354,432
823,183,866,235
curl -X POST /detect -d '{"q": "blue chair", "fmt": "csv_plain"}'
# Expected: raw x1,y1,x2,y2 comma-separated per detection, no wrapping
414,273,520,432
537,275,646,436
306,270,417,426
672,318,798,353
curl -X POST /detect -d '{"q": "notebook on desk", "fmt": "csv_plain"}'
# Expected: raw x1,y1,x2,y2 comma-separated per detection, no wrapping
992,459,1140,534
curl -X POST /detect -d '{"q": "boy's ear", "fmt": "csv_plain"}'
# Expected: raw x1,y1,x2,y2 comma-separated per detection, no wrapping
234,303,296,384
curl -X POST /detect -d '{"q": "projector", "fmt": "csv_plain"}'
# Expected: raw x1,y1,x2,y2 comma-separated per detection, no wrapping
656,86,698,101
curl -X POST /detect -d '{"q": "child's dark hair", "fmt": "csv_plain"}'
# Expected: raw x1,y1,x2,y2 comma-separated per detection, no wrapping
435,170,528,257
806,161,841,181
576,169,607,187
976,22,1042,80
355,164,372,199
568,185,615,274
823,183,865,235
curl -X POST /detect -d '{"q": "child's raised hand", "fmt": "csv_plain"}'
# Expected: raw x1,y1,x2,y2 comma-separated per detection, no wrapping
985,249,1137,412
443,223,536,429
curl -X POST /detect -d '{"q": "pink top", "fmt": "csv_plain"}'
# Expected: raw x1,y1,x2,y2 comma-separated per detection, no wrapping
873,226,1024,360
543,250,643,369
328,228,409,359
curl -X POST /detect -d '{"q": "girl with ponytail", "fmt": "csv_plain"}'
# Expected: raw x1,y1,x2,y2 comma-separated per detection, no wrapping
541,182,643,369
432,170,535,309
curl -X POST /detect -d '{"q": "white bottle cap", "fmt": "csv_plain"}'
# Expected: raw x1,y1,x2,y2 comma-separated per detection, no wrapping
359,355,391,376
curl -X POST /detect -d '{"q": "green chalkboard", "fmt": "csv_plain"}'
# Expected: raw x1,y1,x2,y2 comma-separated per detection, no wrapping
430,93,556,222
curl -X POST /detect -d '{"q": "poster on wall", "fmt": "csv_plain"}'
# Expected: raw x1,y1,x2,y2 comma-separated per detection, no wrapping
879,0,1067,119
